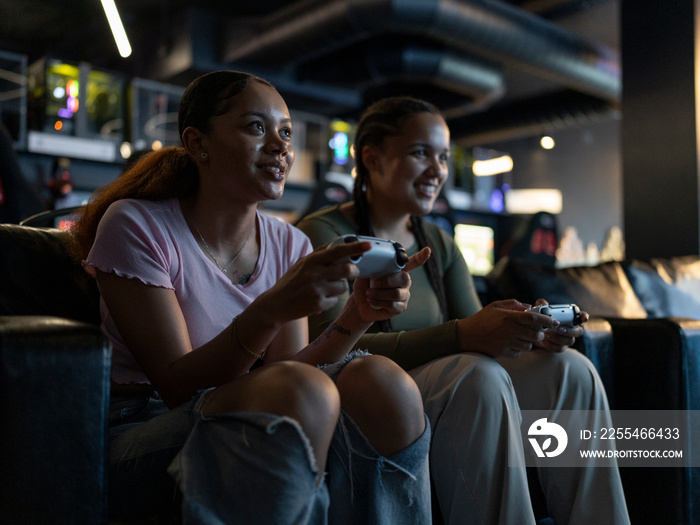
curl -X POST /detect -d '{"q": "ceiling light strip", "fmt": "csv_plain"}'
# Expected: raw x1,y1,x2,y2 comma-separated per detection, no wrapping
100,0,132,58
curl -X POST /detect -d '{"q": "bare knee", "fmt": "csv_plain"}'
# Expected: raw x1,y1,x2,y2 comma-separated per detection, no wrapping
336,355,425,457
204,361,340,470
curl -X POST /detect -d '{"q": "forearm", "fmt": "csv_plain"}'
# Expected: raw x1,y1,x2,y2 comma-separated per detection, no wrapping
355,321,462,371
293,296,373,366
158,297,286,406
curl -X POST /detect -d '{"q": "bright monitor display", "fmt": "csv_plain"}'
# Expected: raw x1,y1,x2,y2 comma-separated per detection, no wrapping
454,223,495,276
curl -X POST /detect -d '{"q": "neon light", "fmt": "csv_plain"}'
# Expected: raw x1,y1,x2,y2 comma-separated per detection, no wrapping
330,131,349,165
53,86,66,99
330,119,351,133
66,80,78,98
489,189,505,213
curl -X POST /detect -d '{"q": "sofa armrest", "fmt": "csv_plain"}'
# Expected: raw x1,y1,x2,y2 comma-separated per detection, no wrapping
605,317,700,410
0,316,111,525
603,317,700,525
572,317,616,407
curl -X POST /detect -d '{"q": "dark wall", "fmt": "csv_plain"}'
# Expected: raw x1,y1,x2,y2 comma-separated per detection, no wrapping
489,118,622,256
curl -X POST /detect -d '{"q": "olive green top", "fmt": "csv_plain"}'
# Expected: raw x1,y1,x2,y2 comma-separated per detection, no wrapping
296,204,483,371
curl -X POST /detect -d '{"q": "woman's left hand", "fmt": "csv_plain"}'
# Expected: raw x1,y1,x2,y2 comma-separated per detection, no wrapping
350,247,431,322
533,299,590,352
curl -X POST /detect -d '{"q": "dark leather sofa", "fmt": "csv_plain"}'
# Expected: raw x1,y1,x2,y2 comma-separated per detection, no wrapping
0,223,111,525
484,256,700,525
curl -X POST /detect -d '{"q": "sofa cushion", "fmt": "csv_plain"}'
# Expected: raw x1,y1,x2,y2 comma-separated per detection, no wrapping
625,256,700,319
0,223,100,325
487,257,648,318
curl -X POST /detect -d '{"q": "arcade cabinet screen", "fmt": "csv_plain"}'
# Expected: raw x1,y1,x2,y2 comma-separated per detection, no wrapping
454,223,495,276
44,61,80,135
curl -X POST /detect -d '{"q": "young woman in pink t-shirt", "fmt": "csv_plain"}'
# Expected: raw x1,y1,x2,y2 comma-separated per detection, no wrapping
70,71,432,524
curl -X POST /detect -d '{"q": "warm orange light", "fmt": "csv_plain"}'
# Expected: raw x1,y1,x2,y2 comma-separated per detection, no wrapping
54,121,63,131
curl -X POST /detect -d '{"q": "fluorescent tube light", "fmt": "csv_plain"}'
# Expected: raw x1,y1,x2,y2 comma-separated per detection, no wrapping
472,155,513,176
505,189,563,214
101,0,132,58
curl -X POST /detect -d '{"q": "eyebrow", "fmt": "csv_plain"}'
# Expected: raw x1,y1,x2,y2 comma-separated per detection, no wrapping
409,142,449,152
240,111,292,124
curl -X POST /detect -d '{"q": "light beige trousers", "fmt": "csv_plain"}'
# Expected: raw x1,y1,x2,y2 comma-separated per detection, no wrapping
408,348,631,525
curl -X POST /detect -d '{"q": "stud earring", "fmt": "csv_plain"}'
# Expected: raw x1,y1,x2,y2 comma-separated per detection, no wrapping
199,152,208,159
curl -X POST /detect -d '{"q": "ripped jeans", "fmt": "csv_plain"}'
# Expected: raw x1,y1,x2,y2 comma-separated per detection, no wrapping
108,353,431,524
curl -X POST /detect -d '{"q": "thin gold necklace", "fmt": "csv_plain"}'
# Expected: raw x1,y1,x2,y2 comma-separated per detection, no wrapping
192,220,254,274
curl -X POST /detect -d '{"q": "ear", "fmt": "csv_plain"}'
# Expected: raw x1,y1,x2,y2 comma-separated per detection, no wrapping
181,126,205,159
361,145,382,173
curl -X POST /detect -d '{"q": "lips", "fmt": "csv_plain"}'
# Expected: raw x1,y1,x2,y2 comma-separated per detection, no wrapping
416,183,438,197
258,161,286,179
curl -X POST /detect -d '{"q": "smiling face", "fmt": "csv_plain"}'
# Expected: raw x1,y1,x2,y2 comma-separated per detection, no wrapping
364,111,450,218
198,80,294,203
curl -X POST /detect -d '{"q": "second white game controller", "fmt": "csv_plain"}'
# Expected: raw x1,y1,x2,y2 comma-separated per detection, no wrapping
527,304,582,327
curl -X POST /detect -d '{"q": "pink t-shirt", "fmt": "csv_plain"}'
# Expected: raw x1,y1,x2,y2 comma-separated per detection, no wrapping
84,198,313,385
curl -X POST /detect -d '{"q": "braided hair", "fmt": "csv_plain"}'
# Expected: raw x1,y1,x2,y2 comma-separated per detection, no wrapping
352,97,450,331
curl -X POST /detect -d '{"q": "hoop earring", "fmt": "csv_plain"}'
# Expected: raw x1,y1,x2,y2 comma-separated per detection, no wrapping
199,152,208,159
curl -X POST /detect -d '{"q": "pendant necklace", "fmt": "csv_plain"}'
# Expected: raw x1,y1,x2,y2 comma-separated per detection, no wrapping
193,220,254,274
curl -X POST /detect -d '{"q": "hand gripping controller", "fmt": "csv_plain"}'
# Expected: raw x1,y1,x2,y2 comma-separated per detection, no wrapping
526,304,582,328
329,234,409,278
527,304,581,326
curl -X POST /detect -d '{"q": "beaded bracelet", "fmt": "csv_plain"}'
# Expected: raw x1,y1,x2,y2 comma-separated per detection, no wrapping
231,316,266,360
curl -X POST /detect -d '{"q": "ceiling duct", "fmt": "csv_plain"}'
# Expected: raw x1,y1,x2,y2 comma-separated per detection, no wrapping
363,45,507,117
224,0,620,103
296,41,506,116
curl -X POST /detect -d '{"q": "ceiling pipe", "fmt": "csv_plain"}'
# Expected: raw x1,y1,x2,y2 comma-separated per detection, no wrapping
297,41,507,115
361,45,506,116
223,0,620,103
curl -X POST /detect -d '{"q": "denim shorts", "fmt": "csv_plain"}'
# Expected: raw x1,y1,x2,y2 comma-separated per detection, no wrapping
108,351,430,524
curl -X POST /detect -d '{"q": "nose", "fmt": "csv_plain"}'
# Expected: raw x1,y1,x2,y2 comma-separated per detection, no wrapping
430,155,448,178
266,134,290,157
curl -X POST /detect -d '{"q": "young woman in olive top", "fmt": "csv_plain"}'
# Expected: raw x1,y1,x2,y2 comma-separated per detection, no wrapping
297,96,630,525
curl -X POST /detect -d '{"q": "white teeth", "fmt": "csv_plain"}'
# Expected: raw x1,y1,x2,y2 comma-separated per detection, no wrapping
418,184,436,195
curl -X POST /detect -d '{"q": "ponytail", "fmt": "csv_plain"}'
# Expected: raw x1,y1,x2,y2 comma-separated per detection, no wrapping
69,147,198,261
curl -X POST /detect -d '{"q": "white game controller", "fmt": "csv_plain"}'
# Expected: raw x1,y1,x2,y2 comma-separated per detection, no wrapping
527,304,582,328
329,234,409,278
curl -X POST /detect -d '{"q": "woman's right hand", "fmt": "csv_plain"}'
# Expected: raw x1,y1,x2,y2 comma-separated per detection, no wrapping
456,299,560,358
256,240,372,325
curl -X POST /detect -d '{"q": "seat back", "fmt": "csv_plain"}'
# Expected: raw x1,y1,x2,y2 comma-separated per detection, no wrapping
0,223,100,325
